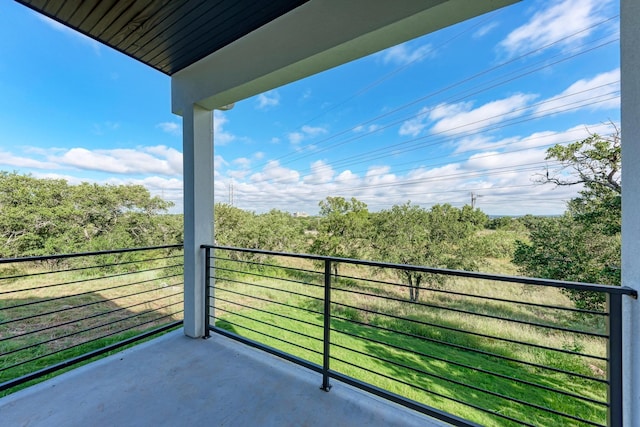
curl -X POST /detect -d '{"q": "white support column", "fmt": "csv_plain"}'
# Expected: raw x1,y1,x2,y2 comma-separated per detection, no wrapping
621,0,640,423
182,104,214,338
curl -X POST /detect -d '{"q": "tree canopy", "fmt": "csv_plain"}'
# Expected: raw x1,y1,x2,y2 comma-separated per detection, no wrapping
0,172,177,257
373,203,485,301
515,127,621,309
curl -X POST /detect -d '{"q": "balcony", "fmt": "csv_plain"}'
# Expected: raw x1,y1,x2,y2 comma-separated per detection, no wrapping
5,3,640,425
1,245,635,426
1,330,438,427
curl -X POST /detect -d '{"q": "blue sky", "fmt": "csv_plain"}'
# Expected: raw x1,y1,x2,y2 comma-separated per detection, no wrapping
0,0,620,215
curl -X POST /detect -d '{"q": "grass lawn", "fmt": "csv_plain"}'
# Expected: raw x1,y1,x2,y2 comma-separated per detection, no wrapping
0,249,184,396
213,254,608,427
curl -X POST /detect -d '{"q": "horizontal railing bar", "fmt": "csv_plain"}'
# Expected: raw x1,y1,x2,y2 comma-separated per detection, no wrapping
210,326,323,374
332,286,607,337
213,265,323,290
331,313,607,384
215,306,322,343
0,281,183,327
332,301,607,361
329,357,535,427
0,272,182,310
0,311,182,375
206,245,636,297
332,328,608,407
0,302,183,361
0,320,183,393
214,276,323,302
0,264,183,296
215,287,323,317
213,317,322,356
214,297,322,330
331,342,602,426
215,287,324,317
333,274,607,316
1,291,182,343
0,244,183,265
0,254,183,282
211,255,324,279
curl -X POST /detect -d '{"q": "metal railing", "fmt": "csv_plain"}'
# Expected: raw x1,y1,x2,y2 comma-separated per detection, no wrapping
0,245,184,394
203,244,637,427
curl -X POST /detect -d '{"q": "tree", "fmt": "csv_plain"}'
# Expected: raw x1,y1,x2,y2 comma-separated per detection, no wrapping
309,197,371,276
515,126,621,309
542,125,621,234
373,202,484,302
0,172,176,257
540,124,621,195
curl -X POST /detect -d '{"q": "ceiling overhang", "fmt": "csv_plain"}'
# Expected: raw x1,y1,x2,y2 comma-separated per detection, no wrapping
171,0,518,114
14,0,518,115
14,0,309,75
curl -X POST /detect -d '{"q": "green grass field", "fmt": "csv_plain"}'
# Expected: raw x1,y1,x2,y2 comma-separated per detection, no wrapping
0,250,184,396
0,242,610,426
213,254,609,427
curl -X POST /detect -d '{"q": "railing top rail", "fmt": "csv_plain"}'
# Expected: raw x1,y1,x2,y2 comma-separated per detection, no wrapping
204,244,637,297
0,244,184,265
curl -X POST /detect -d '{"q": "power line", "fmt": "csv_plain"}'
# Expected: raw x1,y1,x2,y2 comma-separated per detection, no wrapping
246,91,619,186
248,16,619,172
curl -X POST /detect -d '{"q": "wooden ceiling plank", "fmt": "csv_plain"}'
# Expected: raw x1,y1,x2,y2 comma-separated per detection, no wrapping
139,0,235,68
126,1,212,59
114,0,183,54
78,0,119,37
101,0,161,47
168,1,305,74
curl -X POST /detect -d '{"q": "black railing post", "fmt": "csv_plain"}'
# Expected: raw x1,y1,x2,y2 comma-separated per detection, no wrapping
608,292,623,427
204,246,211,338
321,258,332,391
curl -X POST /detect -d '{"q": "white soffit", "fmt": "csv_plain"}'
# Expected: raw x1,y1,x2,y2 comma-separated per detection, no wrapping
171,0,518,114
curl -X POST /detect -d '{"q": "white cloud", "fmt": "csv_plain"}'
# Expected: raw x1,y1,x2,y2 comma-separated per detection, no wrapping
250,161,300,184
208,122,621,215
473,22,499,39
534,68,620,116
301,125,327,137
398,107,431,137
145,145,183,173
354,124,382,134
288,132,304,145
233,157,252,168
214,155,228,169
287,125,328,145
303,160,334,184
428,93,537,135
0,151,60,169
256,91,280,110
499,0,612,57
381,43,435,65
214,110,235,145
157,121,181,136
49,146,183,176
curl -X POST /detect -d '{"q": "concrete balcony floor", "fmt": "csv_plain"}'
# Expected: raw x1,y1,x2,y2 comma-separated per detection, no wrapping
0,329,445,426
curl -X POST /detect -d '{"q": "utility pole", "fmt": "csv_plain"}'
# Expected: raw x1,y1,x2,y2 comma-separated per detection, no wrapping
470,192,483,209
228,182,234,206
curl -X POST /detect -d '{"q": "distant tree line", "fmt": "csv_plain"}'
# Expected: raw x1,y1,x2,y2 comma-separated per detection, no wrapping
0,172,182,257
1,125,620,309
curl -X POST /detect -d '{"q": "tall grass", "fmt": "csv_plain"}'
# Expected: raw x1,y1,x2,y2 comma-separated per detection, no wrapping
212,251,609,427
0,248,184,396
